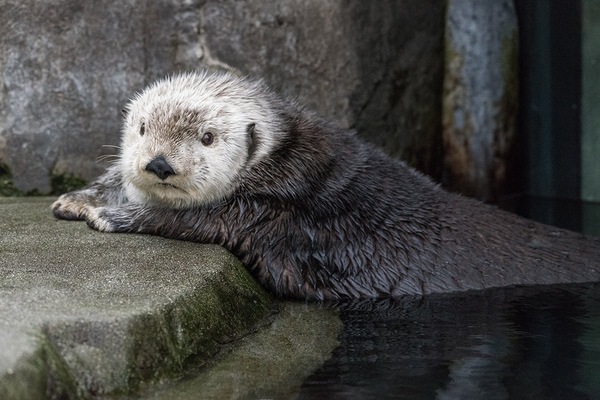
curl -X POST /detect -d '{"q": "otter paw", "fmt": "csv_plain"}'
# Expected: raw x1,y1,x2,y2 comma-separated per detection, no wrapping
51,193,91,221
85,207,118,232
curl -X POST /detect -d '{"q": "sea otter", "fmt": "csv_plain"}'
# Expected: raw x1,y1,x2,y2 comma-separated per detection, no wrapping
52,71,600,300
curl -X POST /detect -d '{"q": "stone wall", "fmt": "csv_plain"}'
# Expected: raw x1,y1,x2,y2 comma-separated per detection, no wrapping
443,0,519,201
0,0,518,201
0,0,446,194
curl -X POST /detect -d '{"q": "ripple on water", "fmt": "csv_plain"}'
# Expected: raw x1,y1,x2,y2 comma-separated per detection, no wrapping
298,283,600,400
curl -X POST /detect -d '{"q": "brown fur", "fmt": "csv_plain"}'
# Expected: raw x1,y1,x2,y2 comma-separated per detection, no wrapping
52,72,600,300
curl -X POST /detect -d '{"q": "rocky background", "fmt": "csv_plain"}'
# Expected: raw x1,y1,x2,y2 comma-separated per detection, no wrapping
0,0,518,201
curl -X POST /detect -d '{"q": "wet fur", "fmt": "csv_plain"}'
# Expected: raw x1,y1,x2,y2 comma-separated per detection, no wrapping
52,72,600,300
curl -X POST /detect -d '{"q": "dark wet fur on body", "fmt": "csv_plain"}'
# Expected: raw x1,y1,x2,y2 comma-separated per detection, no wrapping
52,74,600,300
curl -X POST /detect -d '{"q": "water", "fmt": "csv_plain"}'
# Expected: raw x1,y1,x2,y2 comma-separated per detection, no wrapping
297,283,600,400
294,198,600,399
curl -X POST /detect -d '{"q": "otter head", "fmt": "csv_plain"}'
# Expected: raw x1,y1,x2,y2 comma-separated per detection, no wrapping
119,72,281,208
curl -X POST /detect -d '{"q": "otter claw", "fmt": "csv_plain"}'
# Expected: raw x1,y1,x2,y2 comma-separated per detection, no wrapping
85,207,116,232
51,194,90,221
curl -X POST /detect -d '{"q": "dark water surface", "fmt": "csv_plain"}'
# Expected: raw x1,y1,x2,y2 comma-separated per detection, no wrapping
297,283,600,400
295,198,600,399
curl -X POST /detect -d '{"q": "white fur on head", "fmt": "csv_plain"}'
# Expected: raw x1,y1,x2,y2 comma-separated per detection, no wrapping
119,71,282,208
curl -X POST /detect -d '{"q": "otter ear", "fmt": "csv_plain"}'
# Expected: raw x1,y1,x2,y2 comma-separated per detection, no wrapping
246,123,258,159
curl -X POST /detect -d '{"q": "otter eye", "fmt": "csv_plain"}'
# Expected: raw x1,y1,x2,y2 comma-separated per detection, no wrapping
201,132,214,146
139,122,146,136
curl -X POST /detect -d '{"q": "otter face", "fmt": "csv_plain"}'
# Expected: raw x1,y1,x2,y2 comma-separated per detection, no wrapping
118,72,280,209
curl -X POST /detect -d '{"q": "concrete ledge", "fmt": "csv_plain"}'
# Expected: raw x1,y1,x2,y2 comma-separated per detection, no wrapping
145,302,342,400
0,197,272,399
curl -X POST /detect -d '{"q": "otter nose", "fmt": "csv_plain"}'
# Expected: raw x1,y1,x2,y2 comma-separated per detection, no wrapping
145,156,176,180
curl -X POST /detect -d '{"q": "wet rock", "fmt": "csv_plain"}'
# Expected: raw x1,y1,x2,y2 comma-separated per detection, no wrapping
0,197,271,398
144,303,342,400
442,0,519,200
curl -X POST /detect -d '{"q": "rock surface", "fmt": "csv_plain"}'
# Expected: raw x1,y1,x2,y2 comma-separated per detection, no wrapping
1,1,145,193
144,303,342,400
443,0,519,200
0,197,273,398
0,0,445,194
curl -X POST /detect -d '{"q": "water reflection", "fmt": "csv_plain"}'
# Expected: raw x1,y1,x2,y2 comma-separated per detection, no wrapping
298,283,600,399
